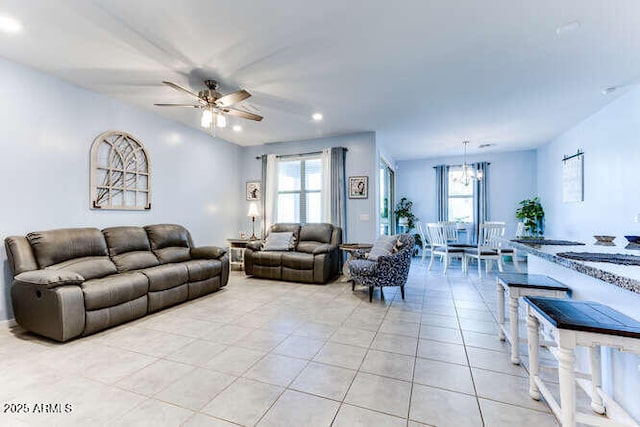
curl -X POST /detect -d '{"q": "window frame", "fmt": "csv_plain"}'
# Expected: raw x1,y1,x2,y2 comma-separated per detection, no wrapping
276,154,322,224
447,165,474,223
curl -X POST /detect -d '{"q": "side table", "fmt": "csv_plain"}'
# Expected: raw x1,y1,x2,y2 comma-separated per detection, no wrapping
339,243,372,282
227,239,252,270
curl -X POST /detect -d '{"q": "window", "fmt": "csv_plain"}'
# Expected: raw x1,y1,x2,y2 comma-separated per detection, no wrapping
448,166,473,222
276,155,322,224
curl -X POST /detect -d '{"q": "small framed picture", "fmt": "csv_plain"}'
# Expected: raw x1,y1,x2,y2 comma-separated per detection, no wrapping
246,181,261,201
348,176,368,199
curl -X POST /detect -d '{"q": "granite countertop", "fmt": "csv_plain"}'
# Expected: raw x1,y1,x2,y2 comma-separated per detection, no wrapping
507,239,640,294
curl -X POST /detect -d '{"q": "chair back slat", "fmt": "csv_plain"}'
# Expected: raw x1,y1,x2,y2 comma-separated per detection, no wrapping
478,223,505,249
416,221,429,248
438,221,459,242
426,223,447,247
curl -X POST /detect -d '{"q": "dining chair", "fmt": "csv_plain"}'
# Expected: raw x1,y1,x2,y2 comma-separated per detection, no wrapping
486,221,521,272
416,221,430,265
463,222,504,278
426,223,465,274
439,221,473,247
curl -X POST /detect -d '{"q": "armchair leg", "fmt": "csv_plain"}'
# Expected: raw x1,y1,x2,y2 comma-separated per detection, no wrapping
352,281,355,291
369,286,373,302
380,287,385,300
400,285,405,300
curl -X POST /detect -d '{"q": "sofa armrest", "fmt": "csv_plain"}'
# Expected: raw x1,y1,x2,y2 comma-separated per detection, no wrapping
191,246,227,259
246,240,263,251
14,270,84,288
312,244,337,255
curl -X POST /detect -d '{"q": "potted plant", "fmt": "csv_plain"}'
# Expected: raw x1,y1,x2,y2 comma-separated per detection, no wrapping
394,197,422,254
515,197,545,237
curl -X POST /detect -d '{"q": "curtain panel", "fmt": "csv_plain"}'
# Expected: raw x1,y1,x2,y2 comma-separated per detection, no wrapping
435,165,449,221
472,161,490,243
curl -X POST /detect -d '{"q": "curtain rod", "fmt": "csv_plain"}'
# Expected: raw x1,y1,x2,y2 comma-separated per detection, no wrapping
255,147,348,160
432,162,491,169
562,150,583,162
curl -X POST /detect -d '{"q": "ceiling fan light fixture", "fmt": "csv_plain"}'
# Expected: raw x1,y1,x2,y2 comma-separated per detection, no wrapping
216,113,227,128
201,109,213,128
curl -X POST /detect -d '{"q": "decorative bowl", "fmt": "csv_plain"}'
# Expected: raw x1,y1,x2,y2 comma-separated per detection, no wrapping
593,235,615,243
625,235,640,244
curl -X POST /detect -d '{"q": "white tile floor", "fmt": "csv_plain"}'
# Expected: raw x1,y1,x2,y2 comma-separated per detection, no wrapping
0,259,562,426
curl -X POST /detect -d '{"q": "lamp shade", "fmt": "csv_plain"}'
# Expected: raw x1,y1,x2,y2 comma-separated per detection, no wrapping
247,202,260,218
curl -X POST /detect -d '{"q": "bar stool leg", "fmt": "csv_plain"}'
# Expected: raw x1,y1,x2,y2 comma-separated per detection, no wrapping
558,344,577,427
527,311,541,400
589,346,606,415
509,296,520,364
497,281,505,341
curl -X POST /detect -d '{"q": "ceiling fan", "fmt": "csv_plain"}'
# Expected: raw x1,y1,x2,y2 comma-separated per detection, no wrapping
155,80,263,131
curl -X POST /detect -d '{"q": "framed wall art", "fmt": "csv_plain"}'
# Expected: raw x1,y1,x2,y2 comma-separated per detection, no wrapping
246,181,261,201
90,130,151,210
562,150,584,203
348,176,368,199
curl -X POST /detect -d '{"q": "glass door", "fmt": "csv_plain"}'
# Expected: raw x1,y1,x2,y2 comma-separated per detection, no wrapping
379,159,394,235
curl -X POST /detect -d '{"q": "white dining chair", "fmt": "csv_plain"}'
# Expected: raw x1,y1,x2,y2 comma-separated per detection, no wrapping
426,223,465,274
463,223,504,278
416,221,430,265
486,221,521,272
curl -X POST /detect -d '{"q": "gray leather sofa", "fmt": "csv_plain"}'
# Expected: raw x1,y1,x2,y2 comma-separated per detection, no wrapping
4,224,229,342
244,223,342,284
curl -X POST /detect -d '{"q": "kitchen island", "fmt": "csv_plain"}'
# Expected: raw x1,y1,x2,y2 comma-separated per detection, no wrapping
508,238,640,424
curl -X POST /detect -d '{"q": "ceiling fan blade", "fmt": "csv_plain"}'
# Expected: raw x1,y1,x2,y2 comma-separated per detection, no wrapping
154,103,201,108
162,81,206,104
216,89,251,107
222,108,263,121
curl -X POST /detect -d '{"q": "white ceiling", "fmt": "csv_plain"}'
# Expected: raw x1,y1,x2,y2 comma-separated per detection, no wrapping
1,0,639,159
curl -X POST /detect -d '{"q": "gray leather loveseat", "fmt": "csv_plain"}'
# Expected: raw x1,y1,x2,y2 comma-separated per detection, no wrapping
4,224,228,342
244,223,342,284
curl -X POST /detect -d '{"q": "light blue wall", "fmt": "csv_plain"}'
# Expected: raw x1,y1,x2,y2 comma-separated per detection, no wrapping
0,57,241,322
536,86,640,422
396,150,537,237
537,87,640,242
237,132,378,243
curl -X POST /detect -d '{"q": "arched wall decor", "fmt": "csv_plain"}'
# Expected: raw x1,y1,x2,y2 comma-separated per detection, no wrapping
90,130,151,210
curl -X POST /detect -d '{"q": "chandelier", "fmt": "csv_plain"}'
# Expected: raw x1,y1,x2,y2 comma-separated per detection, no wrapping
458,141,483,186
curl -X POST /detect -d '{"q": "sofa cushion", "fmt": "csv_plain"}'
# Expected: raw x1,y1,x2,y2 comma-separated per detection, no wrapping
45,256,117,280
144,224,192,250
263,232,295,251
252,251,283,267
27,228,108,268
368,235,398,261
154,247,191,264
281,252,314,270
82,272,149,310
300,223,333,244
111,251,160,272
183,259,222,282
102,226,152,256
139,264,188,291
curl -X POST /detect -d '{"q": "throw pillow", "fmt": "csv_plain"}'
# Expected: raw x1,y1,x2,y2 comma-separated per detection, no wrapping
263,231,295,251
392,238,404,253
368,235,398,261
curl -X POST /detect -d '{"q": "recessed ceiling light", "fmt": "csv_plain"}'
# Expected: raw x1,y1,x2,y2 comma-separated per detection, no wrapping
232,125,242,132
556,20,580,36
0,15,23,34
312,113,323,121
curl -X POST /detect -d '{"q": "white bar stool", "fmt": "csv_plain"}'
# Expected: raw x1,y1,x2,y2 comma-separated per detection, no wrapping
524,296,640,427
497,273,571,364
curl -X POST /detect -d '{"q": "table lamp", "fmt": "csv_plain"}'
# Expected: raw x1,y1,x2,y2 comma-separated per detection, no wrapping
247,202,260,240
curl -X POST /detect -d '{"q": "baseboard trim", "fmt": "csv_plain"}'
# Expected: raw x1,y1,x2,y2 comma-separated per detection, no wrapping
0,318,17,330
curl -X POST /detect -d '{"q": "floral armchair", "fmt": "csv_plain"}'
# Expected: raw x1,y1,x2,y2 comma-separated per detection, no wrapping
349,234,414,302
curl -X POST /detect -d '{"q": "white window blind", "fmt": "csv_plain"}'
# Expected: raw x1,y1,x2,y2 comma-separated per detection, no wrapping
276,155,323,224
